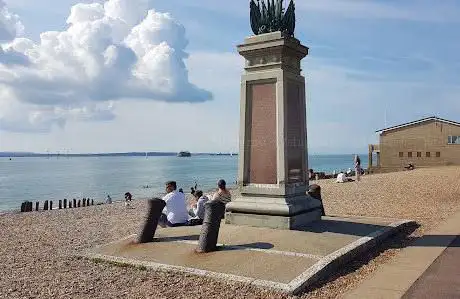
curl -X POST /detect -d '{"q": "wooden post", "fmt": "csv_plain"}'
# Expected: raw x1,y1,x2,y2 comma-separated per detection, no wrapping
91,199,94,205
44,200,49,211
82,198,86,207
59,200,62,209
69,201,72,208
64,199,67,209
35,202,39,211
50,201,53,210
20,202,25,212
73,199,76,208
77,200,81,208
28,202,33,212
87,198,91,206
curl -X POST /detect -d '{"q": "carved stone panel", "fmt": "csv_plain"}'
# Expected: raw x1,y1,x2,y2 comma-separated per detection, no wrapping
246,82,277,185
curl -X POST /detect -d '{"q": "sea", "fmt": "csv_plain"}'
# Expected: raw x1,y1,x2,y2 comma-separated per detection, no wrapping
0,154,367,212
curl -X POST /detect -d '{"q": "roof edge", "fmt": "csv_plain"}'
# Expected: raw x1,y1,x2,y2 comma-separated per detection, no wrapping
376,116,460,133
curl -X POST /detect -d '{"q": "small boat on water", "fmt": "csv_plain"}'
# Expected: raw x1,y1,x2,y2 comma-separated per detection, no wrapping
177,151,191,157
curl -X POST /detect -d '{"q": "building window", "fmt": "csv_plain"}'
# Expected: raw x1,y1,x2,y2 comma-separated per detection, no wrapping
448,136,460,144
436,152,441,157
426,152,431,157
408,152,412,158
417,152,421,157
399,152,404,157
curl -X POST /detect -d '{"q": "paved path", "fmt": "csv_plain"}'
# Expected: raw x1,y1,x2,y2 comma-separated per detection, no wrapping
403,235,460,299
344,209,460,299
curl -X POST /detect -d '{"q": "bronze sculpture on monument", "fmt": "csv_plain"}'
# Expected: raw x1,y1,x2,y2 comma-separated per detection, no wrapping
250,0,296,36
225,0,323,229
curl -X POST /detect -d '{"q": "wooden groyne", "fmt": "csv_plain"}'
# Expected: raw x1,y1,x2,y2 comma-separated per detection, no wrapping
20,198,95,213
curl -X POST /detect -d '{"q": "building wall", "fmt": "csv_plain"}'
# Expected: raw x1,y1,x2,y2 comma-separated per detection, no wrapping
379,121,460,170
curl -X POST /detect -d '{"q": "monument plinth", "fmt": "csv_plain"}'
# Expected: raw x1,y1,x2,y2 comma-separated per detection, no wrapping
226,31,323,230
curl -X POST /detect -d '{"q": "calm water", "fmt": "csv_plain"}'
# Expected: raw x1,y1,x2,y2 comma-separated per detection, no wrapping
0,154,366,212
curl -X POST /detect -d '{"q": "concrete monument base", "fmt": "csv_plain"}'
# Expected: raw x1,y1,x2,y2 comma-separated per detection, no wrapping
226,194,323,230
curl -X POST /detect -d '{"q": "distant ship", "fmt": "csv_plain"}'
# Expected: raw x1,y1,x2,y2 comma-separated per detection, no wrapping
177,151,191,157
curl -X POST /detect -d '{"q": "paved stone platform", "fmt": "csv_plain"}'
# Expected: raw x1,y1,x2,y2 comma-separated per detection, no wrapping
84,216,414,294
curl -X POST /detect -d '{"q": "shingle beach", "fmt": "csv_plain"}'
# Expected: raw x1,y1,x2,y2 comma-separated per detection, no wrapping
1,166,460,299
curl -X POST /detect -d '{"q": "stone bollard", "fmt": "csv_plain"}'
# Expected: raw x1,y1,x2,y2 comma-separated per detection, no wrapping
137,198,166,244
64,199,67,209
196,200,226,253
59,200,62,209
77,200,81,208
308,184,325,216
50,201,53,210
35,202,39,211
44,200,49,211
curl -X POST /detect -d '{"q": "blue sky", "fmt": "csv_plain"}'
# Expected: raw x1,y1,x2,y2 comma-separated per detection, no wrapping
1,0,459,154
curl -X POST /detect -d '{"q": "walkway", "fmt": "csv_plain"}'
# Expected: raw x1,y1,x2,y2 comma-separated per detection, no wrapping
344,209,460,299
403,235,460,299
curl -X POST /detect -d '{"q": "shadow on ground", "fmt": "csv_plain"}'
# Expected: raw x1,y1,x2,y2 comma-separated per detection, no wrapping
300,219,386,237
155,235,200,242
218,242,275,251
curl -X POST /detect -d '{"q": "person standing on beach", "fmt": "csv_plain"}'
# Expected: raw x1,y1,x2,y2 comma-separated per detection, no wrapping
354,155,361,182
212,179,231,204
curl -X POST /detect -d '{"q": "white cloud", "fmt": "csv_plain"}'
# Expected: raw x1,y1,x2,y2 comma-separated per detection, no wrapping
0,0,23,41
0,0,211,133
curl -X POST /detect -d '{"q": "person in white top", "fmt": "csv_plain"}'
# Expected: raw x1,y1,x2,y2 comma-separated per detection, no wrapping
188,190,209,226
336,172,347,183
336,171,354,183
158,181,189,227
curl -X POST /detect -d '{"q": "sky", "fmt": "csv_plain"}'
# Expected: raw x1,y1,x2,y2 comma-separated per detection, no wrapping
0,0,459,154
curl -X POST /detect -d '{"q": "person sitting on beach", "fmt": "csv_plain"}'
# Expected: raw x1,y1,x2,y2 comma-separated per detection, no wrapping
158,181,189,227
336,172,354,183
188,190,209,226
124,192,132,207
404,163,415,171
212,179,231,204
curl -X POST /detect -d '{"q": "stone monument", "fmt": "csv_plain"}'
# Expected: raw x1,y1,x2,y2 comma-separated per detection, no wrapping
225,0,322,230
